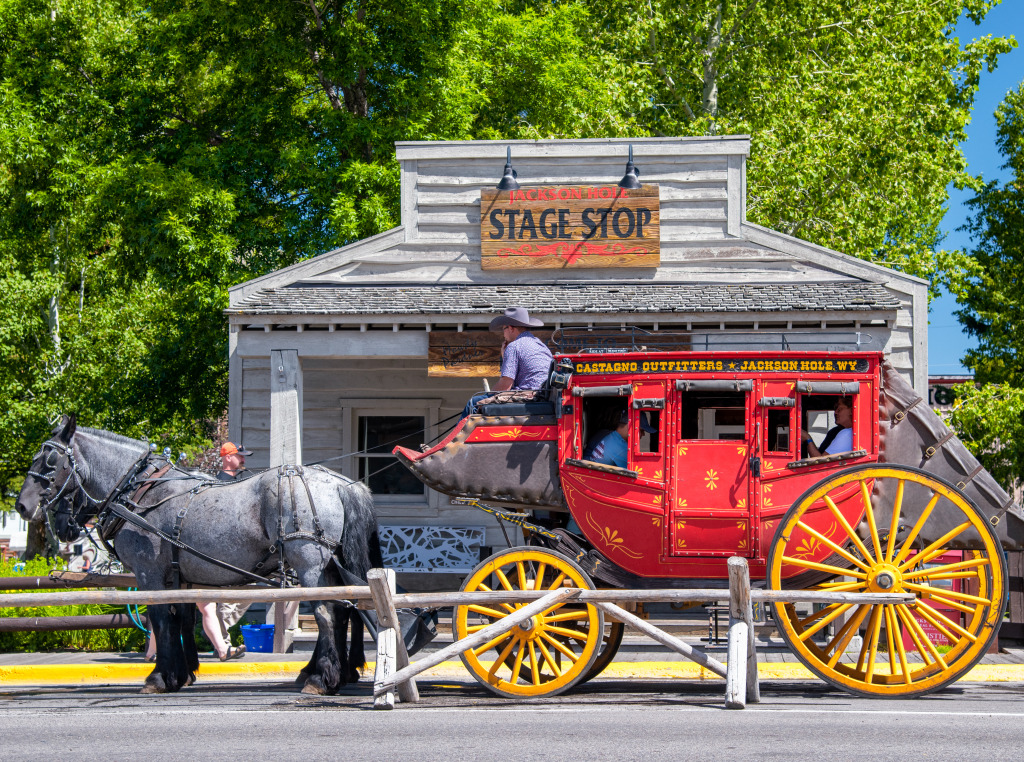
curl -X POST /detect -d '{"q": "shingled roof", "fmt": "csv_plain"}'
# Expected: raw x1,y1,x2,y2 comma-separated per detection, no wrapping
227,281,901,317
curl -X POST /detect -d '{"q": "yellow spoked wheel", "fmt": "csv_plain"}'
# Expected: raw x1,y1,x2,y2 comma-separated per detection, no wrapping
454,547,604,698
768,464,1006,698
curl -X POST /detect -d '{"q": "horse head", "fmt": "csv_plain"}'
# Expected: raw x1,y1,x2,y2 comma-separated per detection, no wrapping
16,414,88,541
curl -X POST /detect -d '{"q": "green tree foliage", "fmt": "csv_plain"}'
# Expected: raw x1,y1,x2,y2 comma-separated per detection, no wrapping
585,0,1013,293
951,81,1024,491
0,0,1015,500
946,384,1024,494
958,82,1024,386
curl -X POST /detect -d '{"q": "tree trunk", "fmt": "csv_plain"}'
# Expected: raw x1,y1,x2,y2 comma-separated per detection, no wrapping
22,519,48,560
702,2,723,130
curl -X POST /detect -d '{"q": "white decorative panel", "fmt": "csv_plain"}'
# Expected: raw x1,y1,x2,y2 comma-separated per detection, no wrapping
379,525,486,573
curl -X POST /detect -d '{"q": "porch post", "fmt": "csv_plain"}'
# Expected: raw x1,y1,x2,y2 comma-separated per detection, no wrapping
268,348,303,652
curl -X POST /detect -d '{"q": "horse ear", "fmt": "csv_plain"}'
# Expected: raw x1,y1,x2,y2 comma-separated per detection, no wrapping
55,414,77,443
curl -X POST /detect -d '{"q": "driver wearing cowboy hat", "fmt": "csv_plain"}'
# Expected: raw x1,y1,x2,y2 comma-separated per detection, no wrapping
490,306,553,392
462,307,553,418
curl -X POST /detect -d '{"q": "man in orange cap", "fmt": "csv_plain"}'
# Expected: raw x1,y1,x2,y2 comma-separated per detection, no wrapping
217,442,252,481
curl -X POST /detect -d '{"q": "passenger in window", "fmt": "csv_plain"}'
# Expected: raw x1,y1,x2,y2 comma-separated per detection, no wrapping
585,411,656,468
802,396,853,457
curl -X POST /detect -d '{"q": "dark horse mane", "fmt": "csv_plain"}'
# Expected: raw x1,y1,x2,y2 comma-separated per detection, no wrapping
76,425,149,452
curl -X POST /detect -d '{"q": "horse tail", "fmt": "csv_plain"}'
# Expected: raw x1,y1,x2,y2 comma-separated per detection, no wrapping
337,480,382,581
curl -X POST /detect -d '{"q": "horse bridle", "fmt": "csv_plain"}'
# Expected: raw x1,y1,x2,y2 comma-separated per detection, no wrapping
26,441,94,541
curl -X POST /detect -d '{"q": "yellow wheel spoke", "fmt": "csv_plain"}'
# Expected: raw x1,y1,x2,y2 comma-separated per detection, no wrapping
903,582,989,611
545,625,590,641
823,494,875,564
914,601,975,642
539,631,580,663
894,604,933,667
794,520,872,572
541,609,591,624
474,582,516,613
861,605,883,681
798,603,855,642
781,555,867,579
884,479,905,563
467,604,509,619
817,580,868,592
892,493,941,566
861,479,884,564
903,557,989,581
537,640,563,677
896,604,948,667
487,635,519,678
546,571,567,590
826,605,871,667
885,605,911,684
528,641,541,686
510,640,526,684
473,631,513,657
898,522,973,574
534,563,547,590
516,561,528,592
494,567,515,593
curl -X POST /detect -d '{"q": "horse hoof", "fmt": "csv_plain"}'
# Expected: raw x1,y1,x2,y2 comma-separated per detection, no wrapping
300,677,326,695
185,673,196,687
140,682,166,694
295,670,311,685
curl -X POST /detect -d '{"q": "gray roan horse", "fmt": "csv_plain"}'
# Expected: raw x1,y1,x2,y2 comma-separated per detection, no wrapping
15,416,381,695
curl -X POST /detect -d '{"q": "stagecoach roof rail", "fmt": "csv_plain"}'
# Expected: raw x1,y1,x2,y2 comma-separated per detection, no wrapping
551,326,876,354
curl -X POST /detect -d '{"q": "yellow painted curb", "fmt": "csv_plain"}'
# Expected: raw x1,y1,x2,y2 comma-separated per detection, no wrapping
2,660,1023,687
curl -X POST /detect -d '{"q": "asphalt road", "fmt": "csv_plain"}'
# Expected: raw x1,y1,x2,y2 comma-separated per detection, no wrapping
3,678,1023,760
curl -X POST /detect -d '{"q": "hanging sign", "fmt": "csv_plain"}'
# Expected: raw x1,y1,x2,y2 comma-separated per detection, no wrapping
480,184,660,270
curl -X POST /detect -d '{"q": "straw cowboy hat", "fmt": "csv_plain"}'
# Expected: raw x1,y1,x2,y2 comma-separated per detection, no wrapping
489,306,545,331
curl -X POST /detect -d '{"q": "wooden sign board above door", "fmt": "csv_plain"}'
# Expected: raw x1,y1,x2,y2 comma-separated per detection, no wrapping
480,185,660,270
427,329,691,377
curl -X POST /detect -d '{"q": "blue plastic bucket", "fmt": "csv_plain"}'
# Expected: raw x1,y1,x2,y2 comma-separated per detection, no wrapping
240,624,275,653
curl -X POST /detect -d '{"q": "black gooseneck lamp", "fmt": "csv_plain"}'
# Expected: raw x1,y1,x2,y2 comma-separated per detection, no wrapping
496,146,520,191
618,144,642,189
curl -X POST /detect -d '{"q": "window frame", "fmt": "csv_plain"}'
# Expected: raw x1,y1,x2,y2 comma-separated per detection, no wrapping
339,397,443,509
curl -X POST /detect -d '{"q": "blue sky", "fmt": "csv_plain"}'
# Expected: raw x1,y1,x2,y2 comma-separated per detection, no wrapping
929,2,1023,375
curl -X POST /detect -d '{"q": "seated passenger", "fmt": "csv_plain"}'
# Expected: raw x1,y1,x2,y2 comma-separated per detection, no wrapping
802,396,853,457
585,411,656,468
462,306,553,418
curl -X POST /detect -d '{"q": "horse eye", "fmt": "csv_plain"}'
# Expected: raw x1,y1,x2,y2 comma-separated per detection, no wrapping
45,451,60,468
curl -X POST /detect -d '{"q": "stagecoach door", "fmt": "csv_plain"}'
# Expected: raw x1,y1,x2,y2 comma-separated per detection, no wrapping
669,380,755,557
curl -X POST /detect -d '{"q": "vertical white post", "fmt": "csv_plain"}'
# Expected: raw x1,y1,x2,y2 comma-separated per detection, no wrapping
269,349,303,467
269,349,302,653
369,568,419,709
725,556,753,709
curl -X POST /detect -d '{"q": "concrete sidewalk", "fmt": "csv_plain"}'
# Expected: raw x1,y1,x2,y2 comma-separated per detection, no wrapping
3,639,1024,686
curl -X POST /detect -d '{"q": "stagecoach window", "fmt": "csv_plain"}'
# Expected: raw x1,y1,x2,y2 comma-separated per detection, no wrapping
356,416,426,497
679,391,747,440
766,409,791,453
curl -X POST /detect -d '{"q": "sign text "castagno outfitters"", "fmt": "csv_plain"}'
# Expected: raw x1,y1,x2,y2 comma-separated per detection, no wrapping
480,184,660,270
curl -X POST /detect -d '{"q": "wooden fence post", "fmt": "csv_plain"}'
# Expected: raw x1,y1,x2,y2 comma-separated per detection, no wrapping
368,568,419,709
725,556,753,709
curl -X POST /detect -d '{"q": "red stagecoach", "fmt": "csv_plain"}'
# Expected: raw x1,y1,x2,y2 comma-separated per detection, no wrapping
395,343,1022,699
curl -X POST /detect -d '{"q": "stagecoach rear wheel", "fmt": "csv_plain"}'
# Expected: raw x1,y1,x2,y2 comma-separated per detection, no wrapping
454,547,604,698
767,464,1006,698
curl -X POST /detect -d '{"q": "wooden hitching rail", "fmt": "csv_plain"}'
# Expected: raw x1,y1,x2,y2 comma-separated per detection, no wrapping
0,561,914,710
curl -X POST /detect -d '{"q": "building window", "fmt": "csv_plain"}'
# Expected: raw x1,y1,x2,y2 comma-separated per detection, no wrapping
356,415,426,498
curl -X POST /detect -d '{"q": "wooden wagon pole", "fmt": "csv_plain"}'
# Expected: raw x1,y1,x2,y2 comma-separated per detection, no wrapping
367,568,419,709
375,587,579,700
0,613,148,633
594,602,727,678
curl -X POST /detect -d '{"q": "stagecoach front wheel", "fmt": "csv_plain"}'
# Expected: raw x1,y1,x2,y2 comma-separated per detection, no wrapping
454,547,604,698
767,464,1006,698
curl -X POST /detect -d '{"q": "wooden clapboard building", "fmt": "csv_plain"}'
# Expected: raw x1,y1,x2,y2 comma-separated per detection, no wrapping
226,136,927,581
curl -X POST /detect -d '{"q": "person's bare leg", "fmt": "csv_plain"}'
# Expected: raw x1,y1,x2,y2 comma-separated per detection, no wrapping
198,601,228,659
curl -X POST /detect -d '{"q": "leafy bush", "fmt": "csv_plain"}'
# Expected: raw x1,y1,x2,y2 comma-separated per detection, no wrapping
0,556,148,652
